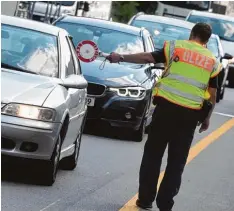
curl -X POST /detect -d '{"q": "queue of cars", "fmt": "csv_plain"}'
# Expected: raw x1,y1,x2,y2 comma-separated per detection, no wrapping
53,15,162,142
1,14,161,185
1,9,233,185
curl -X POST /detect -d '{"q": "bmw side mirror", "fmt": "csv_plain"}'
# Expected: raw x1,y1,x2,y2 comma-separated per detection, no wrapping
62,74,88,89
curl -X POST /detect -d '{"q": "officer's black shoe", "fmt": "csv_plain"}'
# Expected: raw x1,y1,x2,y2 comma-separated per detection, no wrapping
136,199,153,210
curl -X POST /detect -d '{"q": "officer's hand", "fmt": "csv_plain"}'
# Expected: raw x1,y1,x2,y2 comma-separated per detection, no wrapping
106,52,121,63
199,118,210,133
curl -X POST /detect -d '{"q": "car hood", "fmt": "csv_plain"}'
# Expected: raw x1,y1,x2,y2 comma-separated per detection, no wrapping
1,68,57,106
221,40,234,56
80,59,150,87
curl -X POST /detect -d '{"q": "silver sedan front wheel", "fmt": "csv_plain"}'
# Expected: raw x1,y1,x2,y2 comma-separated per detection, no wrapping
40,135,61,186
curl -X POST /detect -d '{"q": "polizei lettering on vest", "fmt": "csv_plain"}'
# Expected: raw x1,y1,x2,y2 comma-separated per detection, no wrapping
177,48,214,72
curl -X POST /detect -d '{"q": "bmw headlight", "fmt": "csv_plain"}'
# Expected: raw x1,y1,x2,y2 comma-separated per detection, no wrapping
109,87,146,98
1,103,55,122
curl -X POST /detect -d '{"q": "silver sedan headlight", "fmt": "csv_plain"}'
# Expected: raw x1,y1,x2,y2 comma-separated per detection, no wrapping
109,87,146,98
1,103,56,122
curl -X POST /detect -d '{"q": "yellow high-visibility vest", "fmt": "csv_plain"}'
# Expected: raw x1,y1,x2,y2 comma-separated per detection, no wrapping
153,40,222,110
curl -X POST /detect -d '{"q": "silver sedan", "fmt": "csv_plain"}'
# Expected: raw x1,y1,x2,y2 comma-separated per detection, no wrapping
1,15,88,185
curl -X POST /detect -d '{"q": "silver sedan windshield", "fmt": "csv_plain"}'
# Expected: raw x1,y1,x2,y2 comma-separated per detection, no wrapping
1,24,58,77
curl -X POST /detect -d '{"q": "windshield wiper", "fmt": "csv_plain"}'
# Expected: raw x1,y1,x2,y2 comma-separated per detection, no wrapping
1,63,38,75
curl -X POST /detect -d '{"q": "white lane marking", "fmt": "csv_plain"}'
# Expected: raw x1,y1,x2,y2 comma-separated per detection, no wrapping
39,199,61,211
214,112,234,118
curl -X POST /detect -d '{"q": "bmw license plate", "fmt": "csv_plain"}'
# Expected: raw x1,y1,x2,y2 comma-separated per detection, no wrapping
86,97,95,107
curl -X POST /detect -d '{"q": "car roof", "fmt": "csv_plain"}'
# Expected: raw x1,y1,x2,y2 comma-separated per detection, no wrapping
56,15,143,36
189,10,234,22
1,15,67,36
133,14,195,29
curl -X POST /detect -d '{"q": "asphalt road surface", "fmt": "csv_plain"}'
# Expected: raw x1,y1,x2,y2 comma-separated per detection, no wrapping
2,88,234,211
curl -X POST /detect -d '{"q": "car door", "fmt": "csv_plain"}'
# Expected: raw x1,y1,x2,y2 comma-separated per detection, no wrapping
59,32,86,149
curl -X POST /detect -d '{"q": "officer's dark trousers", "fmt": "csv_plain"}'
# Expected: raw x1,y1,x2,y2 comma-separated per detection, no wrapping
138,99,198,210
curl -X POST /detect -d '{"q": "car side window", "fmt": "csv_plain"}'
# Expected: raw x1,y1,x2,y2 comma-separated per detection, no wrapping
67,36,82,75
61,36,75,77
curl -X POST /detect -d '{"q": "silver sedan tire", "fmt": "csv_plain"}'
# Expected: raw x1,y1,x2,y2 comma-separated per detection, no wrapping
40,135,61,186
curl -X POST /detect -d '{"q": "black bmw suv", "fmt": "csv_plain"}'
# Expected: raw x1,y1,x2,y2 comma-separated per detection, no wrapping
54,15,162,142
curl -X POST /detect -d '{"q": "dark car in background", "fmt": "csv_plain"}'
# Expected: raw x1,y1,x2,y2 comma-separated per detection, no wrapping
129,13,231,101
186,10,234,88
53,15,161,142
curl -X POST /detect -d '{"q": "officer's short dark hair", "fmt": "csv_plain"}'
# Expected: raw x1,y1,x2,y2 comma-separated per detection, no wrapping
191,23,212,43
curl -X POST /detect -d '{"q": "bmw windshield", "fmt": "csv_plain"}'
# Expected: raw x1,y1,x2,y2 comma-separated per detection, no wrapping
55,22,144,56
1,24,58,77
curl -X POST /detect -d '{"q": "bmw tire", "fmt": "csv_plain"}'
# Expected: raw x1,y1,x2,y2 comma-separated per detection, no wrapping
216,88,221,103
220,86,225,100
132,118,146,142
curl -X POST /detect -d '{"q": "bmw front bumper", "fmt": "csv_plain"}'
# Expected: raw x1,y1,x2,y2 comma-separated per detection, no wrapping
1,115,61,160
86,91,150,130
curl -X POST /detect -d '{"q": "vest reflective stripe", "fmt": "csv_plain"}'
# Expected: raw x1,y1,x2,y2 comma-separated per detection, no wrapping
166,73,207,90
159,84,203,103
164,41,176,77
169,41,175,62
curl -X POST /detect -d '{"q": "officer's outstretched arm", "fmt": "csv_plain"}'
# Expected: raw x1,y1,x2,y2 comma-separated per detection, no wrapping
106,52,155,64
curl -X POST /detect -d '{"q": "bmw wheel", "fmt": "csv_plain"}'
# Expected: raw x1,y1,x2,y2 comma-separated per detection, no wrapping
216,88,221,103
132,117,146,142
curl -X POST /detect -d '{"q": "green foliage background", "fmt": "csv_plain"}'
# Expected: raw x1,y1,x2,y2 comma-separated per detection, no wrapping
111,1,158,23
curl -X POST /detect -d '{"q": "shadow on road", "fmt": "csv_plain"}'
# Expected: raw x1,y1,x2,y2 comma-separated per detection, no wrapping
1,157,65,186
1,160,46,186
83,120,135,141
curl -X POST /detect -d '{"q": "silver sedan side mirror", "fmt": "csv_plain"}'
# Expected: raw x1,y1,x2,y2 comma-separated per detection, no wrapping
62,74,88,89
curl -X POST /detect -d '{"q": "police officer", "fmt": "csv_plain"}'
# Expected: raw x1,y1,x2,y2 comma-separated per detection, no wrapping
106,23,222,211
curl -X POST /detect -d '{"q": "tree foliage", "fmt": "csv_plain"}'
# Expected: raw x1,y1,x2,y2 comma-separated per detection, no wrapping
111,1,158,23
